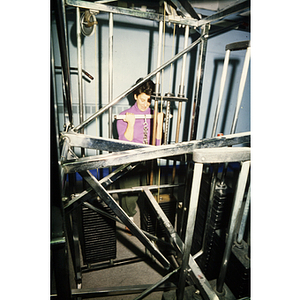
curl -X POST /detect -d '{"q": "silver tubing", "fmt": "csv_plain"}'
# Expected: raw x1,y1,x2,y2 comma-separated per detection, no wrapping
177,162,203,300
108,12,113,138
211,49,230,137
73,33,203,132
230,45,251,134
152,21,163,147
189,24,210,140
175,25,189,143
216,160,250,293
156,21,163,94
172,25,189,178
178,25,189,95
237,184,251,244
76,7,84,132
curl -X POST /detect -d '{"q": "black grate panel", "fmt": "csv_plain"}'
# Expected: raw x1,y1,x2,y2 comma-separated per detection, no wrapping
80,201,116,265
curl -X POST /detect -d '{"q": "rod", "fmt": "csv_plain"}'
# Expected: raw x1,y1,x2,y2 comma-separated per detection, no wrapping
177,162,203,300
73,31,204,132
53,0,73,125
151,20,164,146
189,24,210,140
172,25,189,182
150,21,166,185
76,7,84,132
179,25,189,95
108,12,113,138
230,45,251,134
237,184,251,244
211,49,230,137
115,114,152,120
216,160,250,293
55,66,94,80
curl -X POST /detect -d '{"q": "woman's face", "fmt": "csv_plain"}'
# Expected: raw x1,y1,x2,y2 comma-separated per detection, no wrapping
134,93,151,111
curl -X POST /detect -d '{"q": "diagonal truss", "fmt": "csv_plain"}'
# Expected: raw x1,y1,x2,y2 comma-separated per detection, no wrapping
59,131,250,299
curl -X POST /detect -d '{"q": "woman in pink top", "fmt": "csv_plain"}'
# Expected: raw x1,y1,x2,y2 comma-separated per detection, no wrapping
117,79,154,144
116,79,158,224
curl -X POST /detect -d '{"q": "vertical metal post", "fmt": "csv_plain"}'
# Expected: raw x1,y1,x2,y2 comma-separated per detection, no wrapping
172,25,189,182
176,24,189,141
108,12,114,138
230,45,251,134
189,24,210,140
211,49,231,137
237,184,251,244
50,18,72,296
76,7,84,132
177,162,203,300
178,25,189,96
150,21,163,185
53,0,73,126
216,160,250,293
152,20,163,146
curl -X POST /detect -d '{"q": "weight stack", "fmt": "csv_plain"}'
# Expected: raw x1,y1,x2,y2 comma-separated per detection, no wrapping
80,199,116,265
140,194,177,238
191,175,250,299
192,179,233,280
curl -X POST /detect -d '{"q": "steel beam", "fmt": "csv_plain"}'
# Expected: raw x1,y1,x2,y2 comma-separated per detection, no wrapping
66,0,199,27
62,132,250,173
61,131,152,152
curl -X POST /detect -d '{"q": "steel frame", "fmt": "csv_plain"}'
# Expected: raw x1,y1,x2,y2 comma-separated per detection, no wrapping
51,0,250,299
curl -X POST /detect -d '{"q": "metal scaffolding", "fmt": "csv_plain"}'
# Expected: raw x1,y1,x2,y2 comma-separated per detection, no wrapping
51,1,250,299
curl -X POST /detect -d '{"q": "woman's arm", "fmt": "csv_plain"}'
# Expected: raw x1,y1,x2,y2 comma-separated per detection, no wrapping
123,113,135,141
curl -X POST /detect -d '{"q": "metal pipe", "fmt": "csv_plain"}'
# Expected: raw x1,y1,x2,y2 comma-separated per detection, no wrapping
54,0,73,125
172,25,189,181
189,24,210,140
151,21,163,146
62,132,251,173
216,160,250,293
230,45,251,134
73,32,204,132
237,184,251,244
211,49,230,137
179,25,189,96
175,24,189,142
177,162,203,300
108,12,113,138
76,7,84,131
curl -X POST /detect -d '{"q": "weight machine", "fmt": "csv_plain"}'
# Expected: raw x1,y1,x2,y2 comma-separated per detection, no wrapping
51,1,251,299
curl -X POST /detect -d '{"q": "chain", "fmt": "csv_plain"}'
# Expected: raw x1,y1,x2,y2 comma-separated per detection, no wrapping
143,115,148,144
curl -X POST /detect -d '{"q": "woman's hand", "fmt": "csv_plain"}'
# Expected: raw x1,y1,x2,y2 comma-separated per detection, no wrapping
124,113,135,141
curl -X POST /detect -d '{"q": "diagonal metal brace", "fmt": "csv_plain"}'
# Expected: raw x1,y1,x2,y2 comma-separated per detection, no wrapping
78,169,171,270
62,132,250,173
64,163,139,213
143,188,219,300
